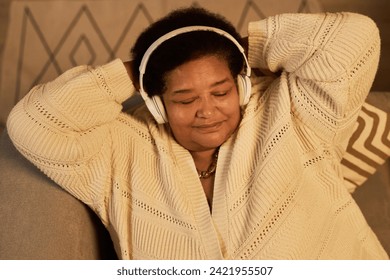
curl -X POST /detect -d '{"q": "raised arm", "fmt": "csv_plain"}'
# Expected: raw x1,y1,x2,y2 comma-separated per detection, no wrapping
248,13,381,143
7,59,135,160
6,59,135,216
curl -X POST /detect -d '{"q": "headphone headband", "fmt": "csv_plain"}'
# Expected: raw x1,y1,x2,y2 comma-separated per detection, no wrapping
138,25,251,124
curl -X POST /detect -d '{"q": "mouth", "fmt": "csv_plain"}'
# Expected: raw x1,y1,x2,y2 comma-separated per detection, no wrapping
193,121,224,133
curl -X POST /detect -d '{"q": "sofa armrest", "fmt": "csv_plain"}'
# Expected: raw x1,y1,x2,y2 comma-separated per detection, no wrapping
0,129,116,259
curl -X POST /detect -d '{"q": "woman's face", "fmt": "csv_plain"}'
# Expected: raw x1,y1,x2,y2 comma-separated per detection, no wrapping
162,55,241,152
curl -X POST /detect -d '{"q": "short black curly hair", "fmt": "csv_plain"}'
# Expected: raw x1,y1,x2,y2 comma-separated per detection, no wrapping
130,6,244,97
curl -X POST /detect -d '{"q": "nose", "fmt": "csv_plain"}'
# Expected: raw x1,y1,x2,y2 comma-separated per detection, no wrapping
196,97,216,118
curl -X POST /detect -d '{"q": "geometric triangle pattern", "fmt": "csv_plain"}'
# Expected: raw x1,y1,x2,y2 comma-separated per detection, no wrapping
0,0,322,125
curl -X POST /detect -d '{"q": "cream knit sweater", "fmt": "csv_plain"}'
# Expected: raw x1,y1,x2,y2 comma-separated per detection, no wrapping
7,12,388,259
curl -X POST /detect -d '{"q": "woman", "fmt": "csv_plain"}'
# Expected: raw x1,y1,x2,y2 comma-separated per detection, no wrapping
6,7,388,259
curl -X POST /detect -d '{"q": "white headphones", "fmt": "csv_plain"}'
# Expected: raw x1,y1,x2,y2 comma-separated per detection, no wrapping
138,25,252,124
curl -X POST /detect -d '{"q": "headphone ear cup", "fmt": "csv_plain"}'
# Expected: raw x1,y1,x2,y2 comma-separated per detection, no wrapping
152,95,168,123
142,93,168,124
237,74,251,106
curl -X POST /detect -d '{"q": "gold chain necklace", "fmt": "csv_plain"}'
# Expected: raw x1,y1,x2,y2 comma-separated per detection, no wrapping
197,149,219,179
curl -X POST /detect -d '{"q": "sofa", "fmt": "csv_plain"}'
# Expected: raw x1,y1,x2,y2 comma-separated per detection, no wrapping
0,129,117,259
0,0,389,259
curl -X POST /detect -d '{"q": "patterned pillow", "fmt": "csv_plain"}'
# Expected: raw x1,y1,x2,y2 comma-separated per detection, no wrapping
341,92,390,192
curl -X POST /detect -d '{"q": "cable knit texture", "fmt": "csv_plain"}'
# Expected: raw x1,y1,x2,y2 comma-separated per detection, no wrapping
7,12,388,259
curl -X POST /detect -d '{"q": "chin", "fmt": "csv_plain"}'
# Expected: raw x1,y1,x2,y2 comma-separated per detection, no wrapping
192,135,230,151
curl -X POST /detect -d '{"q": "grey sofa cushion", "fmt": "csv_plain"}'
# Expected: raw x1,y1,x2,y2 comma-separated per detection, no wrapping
0,130,116,259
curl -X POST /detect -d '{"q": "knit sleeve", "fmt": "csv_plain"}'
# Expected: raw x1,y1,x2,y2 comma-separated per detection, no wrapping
248,13,381,143
6,59,135,219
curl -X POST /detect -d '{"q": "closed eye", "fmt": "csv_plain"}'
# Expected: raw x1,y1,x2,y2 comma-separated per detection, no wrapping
214,91,228,97
176,97,198,105
213,87,233,97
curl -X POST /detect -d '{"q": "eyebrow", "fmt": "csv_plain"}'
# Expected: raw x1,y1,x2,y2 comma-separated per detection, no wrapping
172,78,230,95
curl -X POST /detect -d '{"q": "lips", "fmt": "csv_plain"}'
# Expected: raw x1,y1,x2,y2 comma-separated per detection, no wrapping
193,121,224,132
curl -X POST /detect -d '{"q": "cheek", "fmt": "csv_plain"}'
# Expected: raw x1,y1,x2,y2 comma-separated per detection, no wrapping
227,107,241,130
165,105,194,129
222,93,241,118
